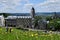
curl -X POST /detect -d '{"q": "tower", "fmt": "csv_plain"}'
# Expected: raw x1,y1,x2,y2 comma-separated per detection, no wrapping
31,7,35,29
31,7,35,18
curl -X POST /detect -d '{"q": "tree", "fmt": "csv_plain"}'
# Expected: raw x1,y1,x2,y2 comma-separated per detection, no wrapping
46,16,52,21
47,19,60,30
2,13,10,18
34,16,42,27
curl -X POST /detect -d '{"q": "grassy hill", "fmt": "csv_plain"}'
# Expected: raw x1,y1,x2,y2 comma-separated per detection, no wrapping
0,27,60,40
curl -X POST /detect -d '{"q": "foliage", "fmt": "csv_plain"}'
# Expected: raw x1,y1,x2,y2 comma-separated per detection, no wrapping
0,13,11,18
34,16,42,27
46,16,52,21
47,19,60,30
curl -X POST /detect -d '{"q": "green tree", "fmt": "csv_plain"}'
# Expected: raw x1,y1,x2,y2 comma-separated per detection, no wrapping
46,16,52,21
47,19,60,30
2,13,10,18
34,16,42,27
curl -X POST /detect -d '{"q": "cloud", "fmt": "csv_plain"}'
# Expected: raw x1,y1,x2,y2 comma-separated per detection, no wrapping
0,0,22,13
36,0,60,12
0,0,35,13
22,3,33,13
0,0,60,13
0,0,30,13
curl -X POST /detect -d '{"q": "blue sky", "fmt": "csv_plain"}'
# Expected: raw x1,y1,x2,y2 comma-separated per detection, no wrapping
0,0,60,13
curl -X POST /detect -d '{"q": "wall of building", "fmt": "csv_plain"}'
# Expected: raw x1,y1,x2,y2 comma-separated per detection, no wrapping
16,18,32,28
0,15,5,26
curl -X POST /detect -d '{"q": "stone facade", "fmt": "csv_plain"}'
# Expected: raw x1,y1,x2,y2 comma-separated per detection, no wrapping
16,17,32,28
5,16,32,28
5,19,17,27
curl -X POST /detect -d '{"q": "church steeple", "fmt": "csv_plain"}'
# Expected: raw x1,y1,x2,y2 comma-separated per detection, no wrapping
31,7,35,29
31,7,35,18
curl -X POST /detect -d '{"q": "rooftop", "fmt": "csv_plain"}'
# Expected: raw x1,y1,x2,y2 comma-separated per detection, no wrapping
5,16,32,19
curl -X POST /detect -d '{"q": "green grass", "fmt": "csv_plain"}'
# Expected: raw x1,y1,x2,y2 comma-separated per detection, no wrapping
0,27,60,40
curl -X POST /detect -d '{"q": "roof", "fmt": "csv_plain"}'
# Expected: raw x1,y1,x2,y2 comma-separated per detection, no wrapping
5,16,32,19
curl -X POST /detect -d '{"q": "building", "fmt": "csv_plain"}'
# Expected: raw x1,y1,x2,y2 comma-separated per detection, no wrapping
5,7,35,29
5,16,17,27
16,16,32,28
31,7,35,28
37,19,47,30
5,7,47,29
5,16,32,28
0,15,5,26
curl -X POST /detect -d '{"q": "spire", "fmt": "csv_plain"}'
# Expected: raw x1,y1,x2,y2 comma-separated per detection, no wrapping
32,7,35,10
31,7,35,18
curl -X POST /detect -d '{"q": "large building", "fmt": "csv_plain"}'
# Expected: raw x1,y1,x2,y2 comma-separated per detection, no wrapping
5,7,47,29
5,7,35,29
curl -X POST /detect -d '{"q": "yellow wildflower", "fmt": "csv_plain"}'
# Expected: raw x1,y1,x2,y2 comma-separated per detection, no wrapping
31,34,34,37
11,29,13,31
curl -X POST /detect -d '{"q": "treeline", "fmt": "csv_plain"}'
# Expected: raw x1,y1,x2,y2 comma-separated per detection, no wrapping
0,13,11,18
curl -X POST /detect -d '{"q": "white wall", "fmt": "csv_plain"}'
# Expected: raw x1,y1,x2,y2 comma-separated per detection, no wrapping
0,15,4,26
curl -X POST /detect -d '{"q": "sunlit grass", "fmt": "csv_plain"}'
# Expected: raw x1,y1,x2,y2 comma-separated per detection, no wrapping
0,27,60,40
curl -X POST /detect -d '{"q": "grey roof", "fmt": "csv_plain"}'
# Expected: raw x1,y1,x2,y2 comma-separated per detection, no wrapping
5,16,32,19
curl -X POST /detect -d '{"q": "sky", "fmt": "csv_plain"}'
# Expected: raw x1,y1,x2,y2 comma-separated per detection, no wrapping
0,0,60,13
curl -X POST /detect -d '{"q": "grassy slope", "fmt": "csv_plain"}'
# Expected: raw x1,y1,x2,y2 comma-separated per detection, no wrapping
0,27,60,40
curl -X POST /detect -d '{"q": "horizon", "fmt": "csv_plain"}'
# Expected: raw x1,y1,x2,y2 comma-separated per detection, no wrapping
2,12,60,13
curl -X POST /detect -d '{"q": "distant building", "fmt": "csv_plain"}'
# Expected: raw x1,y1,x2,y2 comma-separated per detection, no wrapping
0,15,5,26
5,7,47,30
5,16,17,27
5,7,35,29
5,16,32,28
38,19,47,30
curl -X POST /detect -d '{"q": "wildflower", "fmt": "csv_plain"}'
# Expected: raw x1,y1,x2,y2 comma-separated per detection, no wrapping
11,29,13,31
31,34,34,37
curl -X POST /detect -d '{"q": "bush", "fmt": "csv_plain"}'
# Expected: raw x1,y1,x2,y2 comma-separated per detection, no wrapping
47,20,60,30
